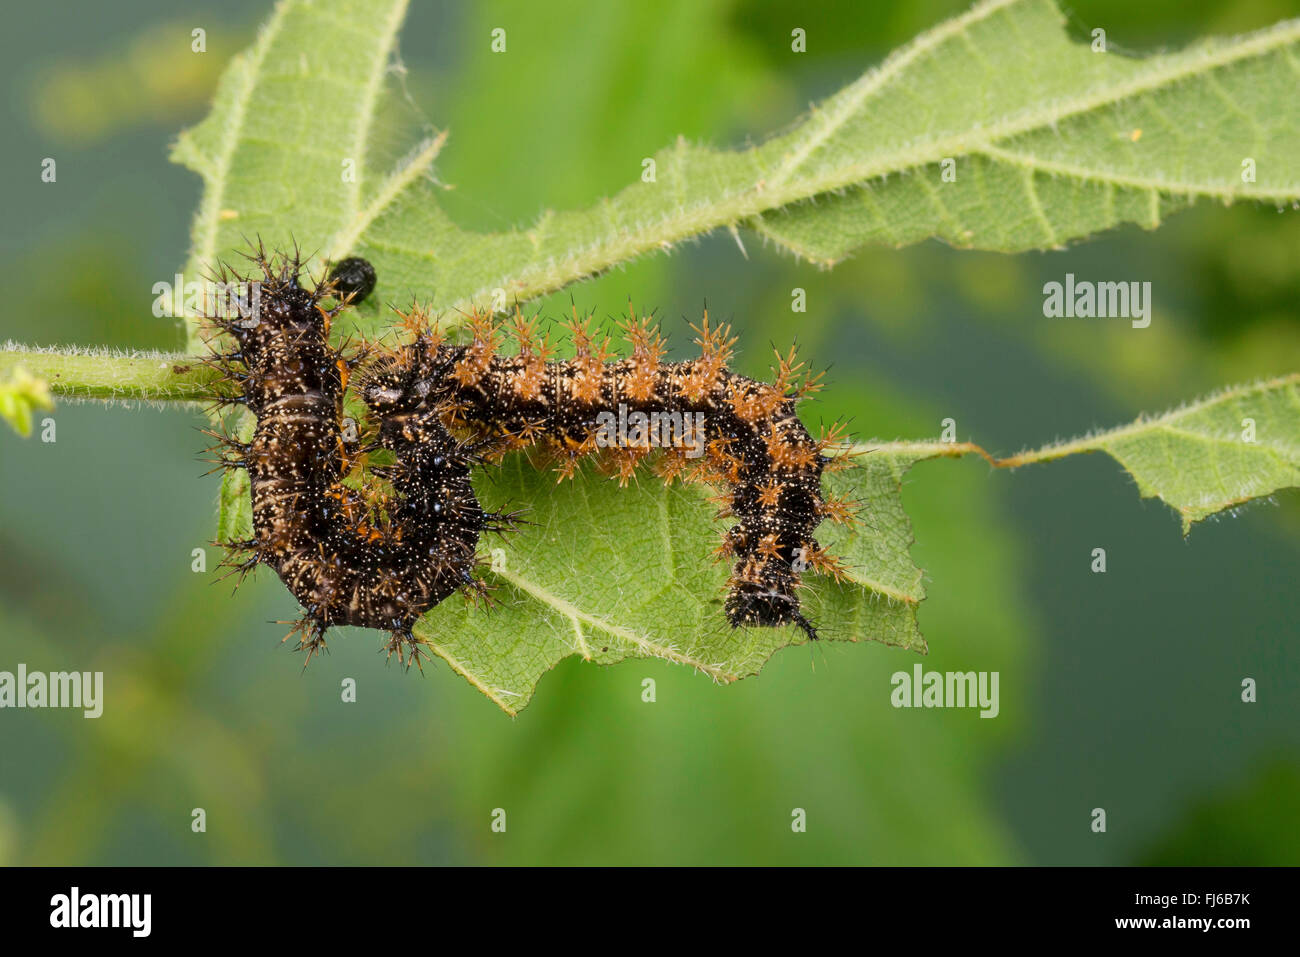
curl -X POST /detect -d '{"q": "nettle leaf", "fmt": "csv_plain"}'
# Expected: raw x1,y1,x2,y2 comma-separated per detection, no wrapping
996,375,1300,533
411,446,941,715
755,0,1300,259
170,0,417,351
171,0,1300,339
167,0,1300,709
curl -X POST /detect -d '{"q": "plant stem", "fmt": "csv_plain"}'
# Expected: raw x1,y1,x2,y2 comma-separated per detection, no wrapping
0,344,219,403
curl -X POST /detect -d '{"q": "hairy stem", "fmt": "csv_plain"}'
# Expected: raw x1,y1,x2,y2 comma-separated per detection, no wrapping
0,343,219,402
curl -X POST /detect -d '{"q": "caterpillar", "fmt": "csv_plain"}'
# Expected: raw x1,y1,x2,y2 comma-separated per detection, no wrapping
201,247,518,669
365,306,858,640
203,246,856,668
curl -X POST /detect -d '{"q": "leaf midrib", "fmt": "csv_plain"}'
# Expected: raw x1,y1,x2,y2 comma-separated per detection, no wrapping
490,565,740,682
437,14,1300,311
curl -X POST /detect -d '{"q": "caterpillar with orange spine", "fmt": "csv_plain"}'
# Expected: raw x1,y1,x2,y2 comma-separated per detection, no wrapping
202,245,857,668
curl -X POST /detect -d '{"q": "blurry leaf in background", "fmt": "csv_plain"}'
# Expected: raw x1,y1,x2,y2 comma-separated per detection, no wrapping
435,0,774,225
1138,758,1300,865
4,566,279,865
0,797,16,866
30,18,239,146
0,367,53,437
0,234,180,350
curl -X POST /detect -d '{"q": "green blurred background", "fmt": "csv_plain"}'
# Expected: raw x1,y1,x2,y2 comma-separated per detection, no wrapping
1,0,1298,865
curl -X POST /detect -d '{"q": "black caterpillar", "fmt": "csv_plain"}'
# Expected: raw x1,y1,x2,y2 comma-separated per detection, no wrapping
202,249,518,667
203,247,856,668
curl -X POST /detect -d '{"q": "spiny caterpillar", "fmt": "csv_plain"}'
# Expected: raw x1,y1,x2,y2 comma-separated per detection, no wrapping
201,247,521,668
202,246,858,669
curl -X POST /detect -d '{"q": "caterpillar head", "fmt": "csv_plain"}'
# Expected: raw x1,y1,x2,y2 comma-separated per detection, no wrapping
328,257,378,305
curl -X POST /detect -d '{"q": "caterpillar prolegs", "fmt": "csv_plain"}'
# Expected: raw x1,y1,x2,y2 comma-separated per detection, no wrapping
202,247,857,669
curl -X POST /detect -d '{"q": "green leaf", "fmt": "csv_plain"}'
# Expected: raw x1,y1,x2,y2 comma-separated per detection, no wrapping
170,0,417,350
413,444,952,715
994,374,1300,533
755,0,1300,260
172,0,1300,337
